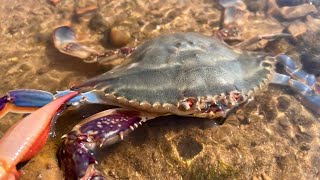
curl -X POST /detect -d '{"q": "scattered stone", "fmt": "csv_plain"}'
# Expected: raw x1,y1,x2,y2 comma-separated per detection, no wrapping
252,173,272,180
75,5,98,16
33,32,50,44
279,4,318,20
252,175,259,180
311,156,320,171
276,0,307,7
176,136,203,160
109,26,131,47
276,96,290,112
300,143,310,151
277,115,290,129
287,20,306,37
19,63,32,72
89,14,107,32
107,170,119,179
219,0,249,27
261,173,272,180
305,15,320,32
48,0,60,6
266,0,281,16
243,0,268,13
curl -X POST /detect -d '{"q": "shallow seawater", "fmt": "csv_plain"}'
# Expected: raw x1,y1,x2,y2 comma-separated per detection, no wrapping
0,0,320,179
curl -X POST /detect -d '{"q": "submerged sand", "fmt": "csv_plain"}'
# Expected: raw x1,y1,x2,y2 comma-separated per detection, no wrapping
0,0,319,179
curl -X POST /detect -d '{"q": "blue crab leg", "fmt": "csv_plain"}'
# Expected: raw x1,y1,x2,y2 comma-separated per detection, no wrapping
54,89,106,106
57,108,156,179
275,54,320,92
0,90,54,118
271,73,315,95
271,54,320,114
271,73,320,114
0,89,104,119
233,33,291,49
53,26,135,63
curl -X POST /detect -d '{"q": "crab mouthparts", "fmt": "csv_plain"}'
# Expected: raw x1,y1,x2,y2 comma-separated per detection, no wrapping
178,91,246,117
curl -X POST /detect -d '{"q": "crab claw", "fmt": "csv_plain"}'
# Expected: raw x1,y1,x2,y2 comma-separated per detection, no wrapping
0,91,79,179
0,90,54,119
53,26,100,62
58,108,155,179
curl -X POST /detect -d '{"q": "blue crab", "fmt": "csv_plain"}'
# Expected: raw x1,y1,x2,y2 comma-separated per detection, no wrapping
0,26,319,179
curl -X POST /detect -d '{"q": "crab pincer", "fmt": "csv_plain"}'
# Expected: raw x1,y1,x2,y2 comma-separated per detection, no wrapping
53,26,101,62
58,108,155,179
0,91,79,179
53,26,136,64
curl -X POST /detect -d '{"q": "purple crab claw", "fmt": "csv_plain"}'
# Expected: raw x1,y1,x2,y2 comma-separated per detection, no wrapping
53,26,100,62
58,108,156,179
0,89,54,118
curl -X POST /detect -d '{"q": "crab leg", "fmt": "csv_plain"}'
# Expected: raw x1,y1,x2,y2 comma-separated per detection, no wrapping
271,54,320,114
0,89,106,119
58,108,156,179
275,54,320,92
53,26,135,63
0,90,54,119
233,33,291,49
0,91,79,179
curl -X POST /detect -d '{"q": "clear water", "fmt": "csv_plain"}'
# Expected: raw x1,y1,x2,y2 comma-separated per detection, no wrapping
0,0,319,179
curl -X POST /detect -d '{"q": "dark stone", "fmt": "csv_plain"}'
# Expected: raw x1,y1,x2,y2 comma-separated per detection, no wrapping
88,13,107,32
276,96,290,112
176,136,203,160
275,155,286,170
299,143,310,151
295,132,313,143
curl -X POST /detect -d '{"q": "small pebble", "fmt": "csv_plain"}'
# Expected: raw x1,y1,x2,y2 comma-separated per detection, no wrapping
48,0,60,5
287,20,306,37
279,4,318,20
261,173,272,180
305,15,320,32
76,5,98,16
109,26,131,47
